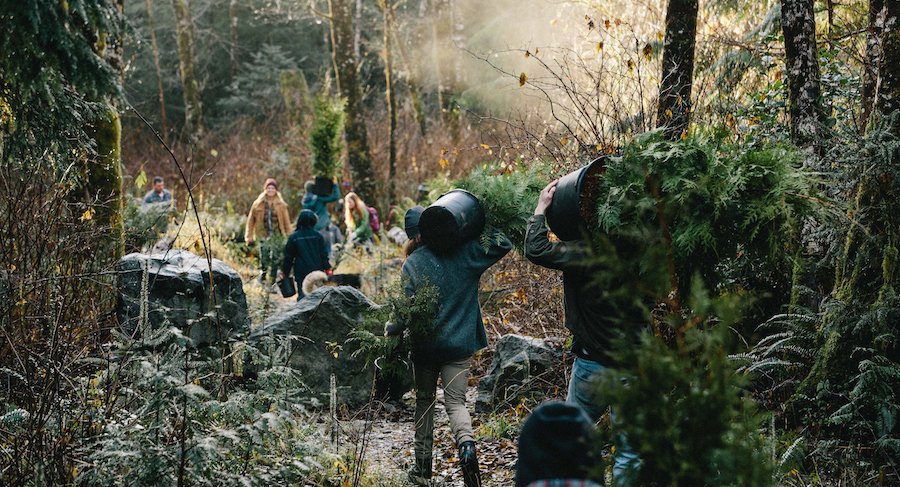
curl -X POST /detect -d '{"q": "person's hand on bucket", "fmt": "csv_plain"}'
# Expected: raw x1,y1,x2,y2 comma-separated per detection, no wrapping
534,179,559,216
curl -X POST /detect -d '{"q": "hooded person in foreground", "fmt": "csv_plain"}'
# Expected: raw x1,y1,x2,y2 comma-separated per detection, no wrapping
386,206,512,487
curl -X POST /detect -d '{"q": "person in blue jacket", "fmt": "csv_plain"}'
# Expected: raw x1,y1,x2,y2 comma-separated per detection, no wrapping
278,210,331,299
386,206,512,487
301,180,341,252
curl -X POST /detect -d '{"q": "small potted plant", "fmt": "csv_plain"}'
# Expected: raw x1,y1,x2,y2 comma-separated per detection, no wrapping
308,94,345,196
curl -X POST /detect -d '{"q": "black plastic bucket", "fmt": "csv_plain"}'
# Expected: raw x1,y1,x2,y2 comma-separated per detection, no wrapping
419,189,486,253
313,176,335,196
546,157,607,241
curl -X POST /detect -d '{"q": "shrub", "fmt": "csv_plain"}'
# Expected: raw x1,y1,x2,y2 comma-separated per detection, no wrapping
458,161,551,251
77,321,319,485
593,278,774,486
123,197,177,252
349,279,440,400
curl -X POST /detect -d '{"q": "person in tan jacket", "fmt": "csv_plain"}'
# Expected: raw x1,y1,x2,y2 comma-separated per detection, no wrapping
245,178,292,283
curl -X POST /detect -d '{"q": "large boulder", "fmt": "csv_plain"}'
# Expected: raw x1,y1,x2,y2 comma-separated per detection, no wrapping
476,334,563,412
247,286,378,407
116,250,250,346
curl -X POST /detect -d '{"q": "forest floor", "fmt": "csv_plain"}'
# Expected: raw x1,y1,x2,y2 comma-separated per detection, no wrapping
222,233,570,486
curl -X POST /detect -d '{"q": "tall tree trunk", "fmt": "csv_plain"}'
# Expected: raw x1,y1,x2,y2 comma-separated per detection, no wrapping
172,0,205,160
876,0,900,130
381,0,397,201
229,0,239,77
329,0,376,200
656,0,698,140
354,0,363,60
860,0,884,131
145,0,169,140
781,0,825,152
432,0,450,119
392,22,427,136
83,0,126,265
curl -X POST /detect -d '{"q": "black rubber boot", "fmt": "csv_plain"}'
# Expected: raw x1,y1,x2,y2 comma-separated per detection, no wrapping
458,441,482,487
408,454,432,486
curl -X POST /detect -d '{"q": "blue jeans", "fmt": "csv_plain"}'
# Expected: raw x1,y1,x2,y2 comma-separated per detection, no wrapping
567,357,640,486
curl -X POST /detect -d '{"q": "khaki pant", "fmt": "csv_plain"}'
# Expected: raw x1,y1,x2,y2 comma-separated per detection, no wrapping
413,357,474,462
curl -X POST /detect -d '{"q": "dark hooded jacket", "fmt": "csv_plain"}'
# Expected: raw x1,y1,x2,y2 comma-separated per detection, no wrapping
524,215,644,365
282,210,330,285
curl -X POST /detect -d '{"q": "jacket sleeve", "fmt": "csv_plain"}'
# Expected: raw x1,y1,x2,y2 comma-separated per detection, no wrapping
245,206,257,242
352,210,370,241
465,231,513,273
281,237,296,276
320,183,341,203
279,205,292,235
524,215,589,271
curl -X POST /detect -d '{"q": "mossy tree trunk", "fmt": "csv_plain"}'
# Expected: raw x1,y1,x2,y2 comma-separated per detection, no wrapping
82,0,125,265
172,0,205,161
781,0,826,153
84,106,126,262
797,0,900,447
328,0,376,201
656,0,698,140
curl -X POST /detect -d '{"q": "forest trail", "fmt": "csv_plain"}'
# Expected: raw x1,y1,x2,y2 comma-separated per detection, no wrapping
339,387,518,487
250,280,520,486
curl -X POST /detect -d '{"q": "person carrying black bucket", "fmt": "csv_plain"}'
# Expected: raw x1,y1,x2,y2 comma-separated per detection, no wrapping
524,179,640,486
385,205,512,487
278,209,331,299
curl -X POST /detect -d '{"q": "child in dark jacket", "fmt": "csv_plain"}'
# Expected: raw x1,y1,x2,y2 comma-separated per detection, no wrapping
386,206,512,487
279,210,331,299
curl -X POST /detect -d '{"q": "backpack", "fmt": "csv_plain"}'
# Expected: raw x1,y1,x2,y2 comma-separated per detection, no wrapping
367,206,380,234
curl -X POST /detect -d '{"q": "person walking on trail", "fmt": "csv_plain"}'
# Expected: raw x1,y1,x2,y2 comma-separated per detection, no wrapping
524,180,640,485
385,206,512,487
343,191,373,245
302,180,341,252
278,209,331,299
515,401,601,487
143,176,173,205
245,178,292,284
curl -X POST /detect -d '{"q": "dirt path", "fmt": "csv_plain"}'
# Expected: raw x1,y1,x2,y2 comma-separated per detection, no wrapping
340,387,518,486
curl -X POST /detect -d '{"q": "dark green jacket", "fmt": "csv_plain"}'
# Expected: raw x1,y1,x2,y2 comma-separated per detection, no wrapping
524,215,635,365
401,233,512,364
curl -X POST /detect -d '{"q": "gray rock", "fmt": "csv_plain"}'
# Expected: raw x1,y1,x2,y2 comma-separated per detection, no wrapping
476,334,562,412
247,286,378,407
116,250,250,347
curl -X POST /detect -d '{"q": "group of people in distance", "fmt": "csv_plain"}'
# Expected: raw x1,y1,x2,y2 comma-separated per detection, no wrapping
242,177,377,297
388,179,638,487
